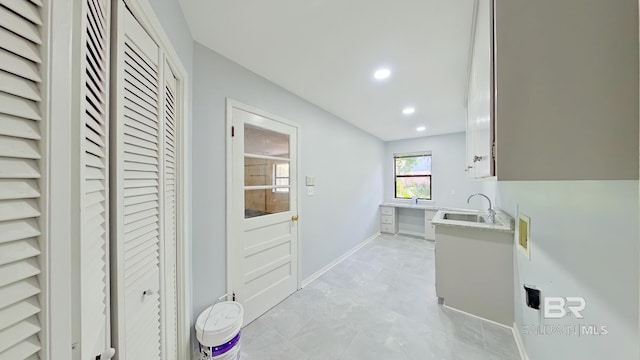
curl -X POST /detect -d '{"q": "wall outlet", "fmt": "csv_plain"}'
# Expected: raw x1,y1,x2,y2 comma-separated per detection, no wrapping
307,187,314,196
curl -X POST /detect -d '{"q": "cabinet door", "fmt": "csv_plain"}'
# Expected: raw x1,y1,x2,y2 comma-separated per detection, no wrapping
466,0,493,178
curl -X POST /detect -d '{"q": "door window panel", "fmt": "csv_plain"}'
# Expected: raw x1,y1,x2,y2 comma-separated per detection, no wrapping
244,124,290,158
245,189,290,218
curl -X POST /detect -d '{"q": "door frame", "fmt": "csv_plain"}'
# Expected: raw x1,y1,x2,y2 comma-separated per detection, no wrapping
225,99,302,306
110,0,192,359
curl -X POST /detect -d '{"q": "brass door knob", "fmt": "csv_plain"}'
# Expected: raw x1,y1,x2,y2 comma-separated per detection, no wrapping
291,215,299,221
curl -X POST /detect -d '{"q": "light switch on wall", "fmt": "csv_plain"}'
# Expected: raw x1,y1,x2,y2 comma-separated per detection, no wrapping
306,176,315,186
307,187,314,196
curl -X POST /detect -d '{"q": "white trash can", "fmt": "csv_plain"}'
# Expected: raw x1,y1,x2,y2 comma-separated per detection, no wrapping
195,301,244,360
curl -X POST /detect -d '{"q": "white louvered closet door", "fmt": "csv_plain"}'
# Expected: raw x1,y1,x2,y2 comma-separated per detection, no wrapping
162,63,178,360
0,1,45,359
80,0,112,358
112,3,162,359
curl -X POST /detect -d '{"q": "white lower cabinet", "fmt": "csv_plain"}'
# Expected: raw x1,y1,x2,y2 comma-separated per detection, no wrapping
380,206,398,234
434,224,514,326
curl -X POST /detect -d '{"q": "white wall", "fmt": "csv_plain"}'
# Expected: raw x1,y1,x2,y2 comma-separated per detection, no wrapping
384,132,487,210
496,181,639,359
191,43,385,322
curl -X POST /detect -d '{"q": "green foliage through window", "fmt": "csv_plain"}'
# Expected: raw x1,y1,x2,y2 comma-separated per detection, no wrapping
395,154,432,200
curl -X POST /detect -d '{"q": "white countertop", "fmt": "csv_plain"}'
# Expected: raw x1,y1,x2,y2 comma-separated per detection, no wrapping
431,209,514,233
380,202,472,212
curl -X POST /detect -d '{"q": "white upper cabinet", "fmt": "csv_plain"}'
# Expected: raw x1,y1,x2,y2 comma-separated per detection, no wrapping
467,0,639,180
466,0,493,179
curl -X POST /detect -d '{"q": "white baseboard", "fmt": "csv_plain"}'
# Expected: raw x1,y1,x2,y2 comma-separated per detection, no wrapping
301,231,380,288
442,304,512,330
512,321,529,360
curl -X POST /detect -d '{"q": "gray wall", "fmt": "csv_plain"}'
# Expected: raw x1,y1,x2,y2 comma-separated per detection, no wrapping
496,181,638,359
147,0,193,72
384,132,486,209
494,0,638,180
191,42,385,321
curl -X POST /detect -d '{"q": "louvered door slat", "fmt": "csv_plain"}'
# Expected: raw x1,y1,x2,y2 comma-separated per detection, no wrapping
0,219,39,244
0,298,39,332
124,257,159,290
0,0,42,26
123,42,158,78
163,66,178,360
0,316,40,353
0,91,40,120
0,135,39,159
124,207,157,226
0,239,39,266
0,335,40,360
0,179,39,200
79,0,110,358
0,277,39,311
0,258,40,287
0,48,41,83
0,70,40,101
124,87,158,116
0,7,40,45
124,134,157,152
124,123,157,144
123,185,157,197
85,139,106,158
124,232,158,258
123,222,158,245
0,27,41,63
125,111,158,134
0,199,39,222
124,68,158,103
0,114,40,140
123,152,157,166
85,201,105,220
0,158,39,179
123,230,158,255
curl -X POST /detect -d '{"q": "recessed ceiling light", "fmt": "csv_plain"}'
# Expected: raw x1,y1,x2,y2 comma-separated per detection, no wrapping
416,126,426,132
374,68,391,80
402,107,415,115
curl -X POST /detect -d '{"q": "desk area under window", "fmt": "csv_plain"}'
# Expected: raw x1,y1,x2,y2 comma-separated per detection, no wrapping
379,202,439,240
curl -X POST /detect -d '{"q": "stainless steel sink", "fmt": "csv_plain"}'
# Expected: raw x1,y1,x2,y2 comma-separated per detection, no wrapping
443,213,487,223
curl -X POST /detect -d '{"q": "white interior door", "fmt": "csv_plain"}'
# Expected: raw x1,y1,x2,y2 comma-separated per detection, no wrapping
230,105,299,325
112,3,162,359
0,1,45,358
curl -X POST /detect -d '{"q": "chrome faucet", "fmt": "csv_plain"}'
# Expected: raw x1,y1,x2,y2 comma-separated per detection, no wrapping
467,193,496,224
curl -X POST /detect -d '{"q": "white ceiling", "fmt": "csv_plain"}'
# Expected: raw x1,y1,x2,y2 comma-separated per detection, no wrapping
178,0,475,141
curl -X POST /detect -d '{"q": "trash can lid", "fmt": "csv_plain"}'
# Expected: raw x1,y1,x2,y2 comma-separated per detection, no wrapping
195,301,244,347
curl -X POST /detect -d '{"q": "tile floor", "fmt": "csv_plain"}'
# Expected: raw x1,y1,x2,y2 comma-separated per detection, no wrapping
240,234,521,360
